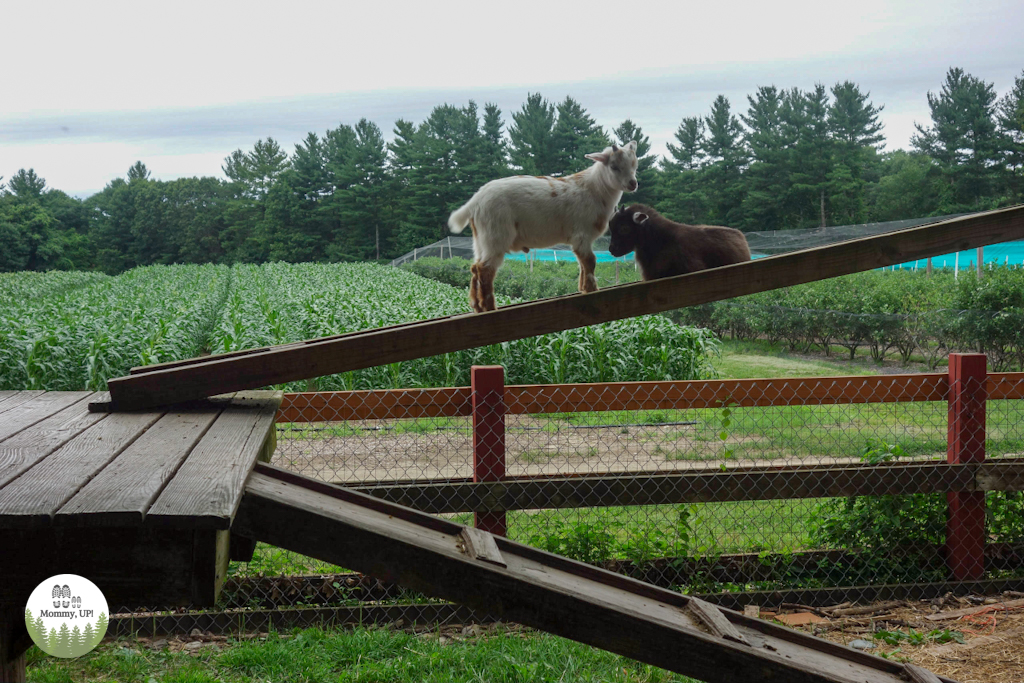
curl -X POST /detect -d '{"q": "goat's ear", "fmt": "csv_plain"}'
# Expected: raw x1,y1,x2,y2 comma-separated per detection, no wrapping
611,143,619,152
626,140,637,152
585,152,610,164
633,212,649,225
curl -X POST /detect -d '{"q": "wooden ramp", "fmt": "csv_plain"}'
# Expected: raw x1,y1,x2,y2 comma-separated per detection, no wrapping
103,205,1024,411
235,463,956,683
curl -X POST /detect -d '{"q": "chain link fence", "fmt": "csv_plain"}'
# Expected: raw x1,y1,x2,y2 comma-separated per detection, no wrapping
111,358,1024,636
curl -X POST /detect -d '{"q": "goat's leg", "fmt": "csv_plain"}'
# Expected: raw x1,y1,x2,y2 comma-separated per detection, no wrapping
469,262,484,312
573,248,599,293
474,255,503,312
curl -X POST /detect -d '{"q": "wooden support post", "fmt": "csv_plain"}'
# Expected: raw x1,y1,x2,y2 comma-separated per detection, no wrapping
1,605,28,683
472,366,506,537
946,353,987,581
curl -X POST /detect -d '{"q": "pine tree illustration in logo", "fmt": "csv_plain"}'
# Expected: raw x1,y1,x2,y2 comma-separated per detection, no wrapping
82,623,94,653
70,626,84,658
56,623,72,658
48,627,58,653
94,612,108,648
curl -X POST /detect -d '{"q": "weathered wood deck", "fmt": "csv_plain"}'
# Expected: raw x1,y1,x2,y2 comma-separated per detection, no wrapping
0,390,281,609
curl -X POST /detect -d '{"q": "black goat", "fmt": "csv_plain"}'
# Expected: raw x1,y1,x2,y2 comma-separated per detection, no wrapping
608,204,751,280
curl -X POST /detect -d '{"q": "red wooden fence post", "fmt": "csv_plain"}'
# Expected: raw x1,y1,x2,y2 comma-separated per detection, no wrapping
946,353,987,581
472,365,506,536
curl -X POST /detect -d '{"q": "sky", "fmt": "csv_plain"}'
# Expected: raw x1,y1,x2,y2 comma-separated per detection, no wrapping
1,0,1022,198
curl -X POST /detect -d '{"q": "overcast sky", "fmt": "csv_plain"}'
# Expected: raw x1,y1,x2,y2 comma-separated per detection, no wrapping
1,0,1022,197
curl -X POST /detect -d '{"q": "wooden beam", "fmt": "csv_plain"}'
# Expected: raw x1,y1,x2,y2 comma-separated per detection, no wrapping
350,461,994,513
108,205,1024,410
235,465,952,683
277,373,949,422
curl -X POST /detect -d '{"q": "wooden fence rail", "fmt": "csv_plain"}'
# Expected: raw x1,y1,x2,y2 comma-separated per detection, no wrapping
272,356,1024,582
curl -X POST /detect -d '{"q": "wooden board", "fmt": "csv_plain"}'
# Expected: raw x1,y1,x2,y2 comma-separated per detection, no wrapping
147,392,282,528
352,462,982,514
54,407,222,526
233,464,956,683
277,374,948,422
0,392,91,443
0,411,164,526
108,205,1024,410
0,394,103,490
0,391,39,414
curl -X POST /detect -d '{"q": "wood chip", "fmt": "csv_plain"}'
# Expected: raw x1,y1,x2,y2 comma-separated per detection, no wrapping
775,612,829,626
829,601,904,617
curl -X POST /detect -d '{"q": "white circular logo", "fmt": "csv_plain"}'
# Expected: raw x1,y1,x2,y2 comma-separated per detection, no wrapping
24,574,109,658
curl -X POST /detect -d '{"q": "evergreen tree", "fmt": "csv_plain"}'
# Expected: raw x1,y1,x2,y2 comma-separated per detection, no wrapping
701,95,747,226
126,161,151,182
70,625,84,657
7,169,47,198
221,138,290,263
94,612,108,646
612,119,657,206
740,85,792,230
508,93,558,175
997,69,1024,199
479,103,510,180
660,116,708,223
329,119,390,260
828,81,885,224
48,628,58,655
552,97,610,173
82,623,95,653
56,623,71,658
789,84,833,227
912,67,1002,211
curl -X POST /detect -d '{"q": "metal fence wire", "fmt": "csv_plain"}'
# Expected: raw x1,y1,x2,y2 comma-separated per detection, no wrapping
112,357,1024,636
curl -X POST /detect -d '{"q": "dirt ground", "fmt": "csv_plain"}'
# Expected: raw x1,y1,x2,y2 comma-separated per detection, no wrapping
766,592,1024,683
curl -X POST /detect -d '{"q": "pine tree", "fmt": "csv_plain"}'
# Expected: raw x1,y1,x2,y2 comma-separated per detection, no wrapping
126,161,151,182
508,93,557,175
740,85,791,230
997,69,1024,200
552,97,610,173
912,67,1002,211
56,622,71,658
70,625,84,657
789,84,833,227
828,81,885,224
612,119,657,206
479,103,509,180
665,116,706,171
47,627,58,656
701,95,747,226
82,622,95,653
7,169,47,198
94,612,108,646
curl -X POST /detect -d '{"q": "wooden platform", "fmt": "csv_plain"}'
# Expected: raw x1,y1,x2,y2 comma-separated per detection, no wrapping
0,389,281,609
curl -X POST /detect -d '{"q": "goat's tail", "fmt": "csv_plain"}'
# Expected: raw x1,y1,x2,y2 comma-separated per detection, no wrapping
447,202,472,234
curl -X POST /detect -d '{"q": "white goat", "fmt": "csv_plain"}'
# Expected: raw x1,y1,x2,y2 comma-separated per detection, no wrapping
448,141,639,312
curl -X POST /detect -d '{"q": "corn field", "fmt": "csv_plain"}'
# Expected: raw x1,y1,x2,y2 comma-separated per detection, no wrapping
0,263,718,391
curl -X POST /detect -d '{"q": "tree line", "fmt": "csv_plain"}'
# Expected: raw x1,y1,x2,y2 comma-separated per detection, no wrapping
1,66,1022,274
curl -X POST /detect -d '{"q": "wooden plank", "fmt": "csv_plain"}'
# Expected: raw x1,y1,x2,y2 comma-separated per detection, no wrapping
0,391,36,414
109,205,1024,410
0,393,103,491
277,387,471,422
276,373,947,423
687,597,750,645
905,664,944,683
988,372,1024,399
0,411,162,526
234,466,951,683
190,529,231,606
0,392,91,444
459,527,506,567
147,392,282,528
351,462,981,514
0,527,199,607
54,407,223,526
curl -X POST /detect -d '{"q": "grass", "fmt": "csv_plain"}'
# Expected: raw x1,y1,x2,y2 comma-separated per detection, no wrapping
712,339,883,378
28,627,698,683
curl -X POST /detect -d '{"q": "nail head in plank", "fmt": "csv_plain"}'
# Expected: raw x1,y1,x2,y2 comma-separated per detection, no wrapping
147,392,282,528
0,411,163,526
0,393,104,491
686,597,750,645
0,392,91,444
458,527,507,567
55,406,223,526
